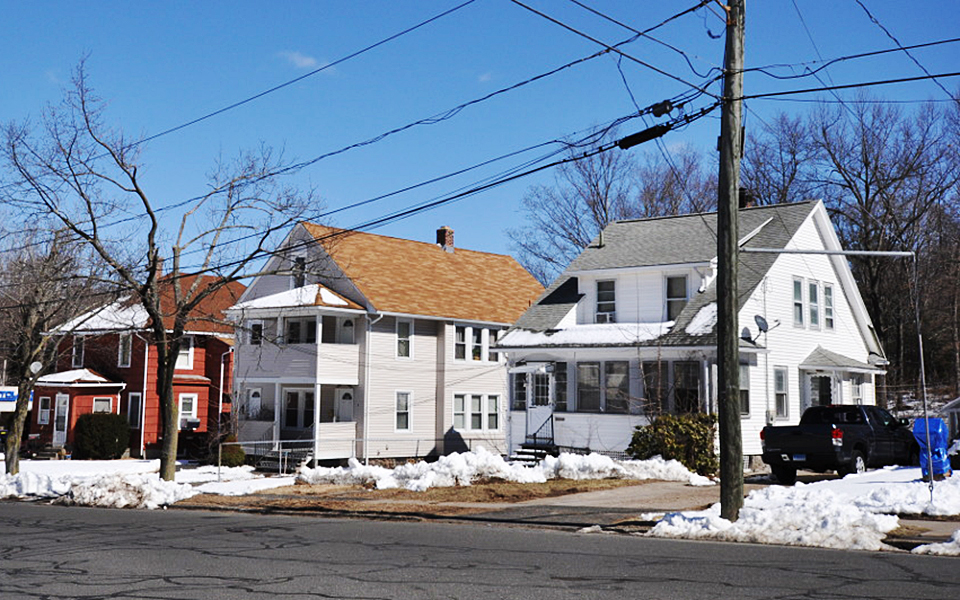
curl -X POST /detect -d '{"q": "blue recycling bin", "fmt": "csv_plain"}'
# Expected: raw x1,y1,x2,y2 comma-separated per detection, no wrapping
913,417,952,480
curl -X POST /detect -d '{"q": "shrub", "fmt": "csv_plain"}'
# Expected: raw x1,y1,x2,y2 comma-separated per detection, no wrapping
73,413,130,460
218,435,246,467
627,412,718,476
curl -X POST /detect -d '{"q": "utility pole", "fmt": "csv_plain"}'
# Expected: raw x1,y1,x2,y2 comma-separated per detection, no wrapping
717,0,745,521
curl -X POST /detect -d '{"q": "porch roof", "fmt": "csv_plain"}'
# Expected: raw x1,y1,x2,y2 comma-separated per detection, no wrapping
36,369,126,388
799,346,884,373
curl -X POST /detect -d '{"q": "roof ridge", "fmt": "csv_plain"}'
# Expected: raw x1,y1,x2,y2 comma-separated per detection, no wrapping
302,222,516,259
612,200,816,226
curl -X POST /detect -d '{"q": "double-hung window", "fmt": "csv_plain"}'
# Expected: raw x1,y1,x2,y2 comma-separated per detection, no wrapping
38,397,51,425
553,362,567,412
72,336,85,368
249,320,264,345
396,319,412,358
471,328,483,361
128,392,142,428
285,318,316,344
793,278,804,326
641,361,667,415
666,275,688,320
808,282,820,329
175,336,194,370
488,329,499,362
596,280,616,323
739,364,750,416
577,363,601,412
774,367,788,418
396,392,411,430
93,397,112,414
824,284,835,330
118,333,132,368
454,393,500,431
673,361,700,414
851,374,863,405
604,362,630,413
179,393,198,425
455,326,466,360
487,395,499,429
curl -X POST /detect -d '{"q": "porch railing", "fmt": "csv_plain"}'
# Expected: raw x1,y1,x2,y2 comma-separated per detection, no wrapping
525,414,555,447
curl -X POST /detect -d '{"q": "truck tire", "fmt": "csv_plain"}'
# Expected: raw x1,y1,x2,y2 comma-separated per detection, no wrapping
771,465,797,485
838,450,866,477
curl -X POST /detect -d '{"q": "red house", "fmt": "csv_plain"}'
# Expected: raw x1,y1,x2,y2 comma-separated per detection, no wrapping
33,277,245,458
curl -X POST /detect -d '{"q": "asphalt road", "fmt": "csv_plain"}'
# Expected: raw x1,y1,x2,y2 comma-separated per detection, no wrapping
0,502,957,600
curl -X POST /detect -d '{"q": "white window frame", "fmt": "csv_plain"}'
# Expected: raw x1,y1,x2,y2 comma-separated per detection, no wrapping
454,325,466,360
665,275,689,321
175,336,194,370
453,393,501,432
127,392,142,428
774,367,788,419
118,333,132,368
248,320,264,345
396,319,413,359
487,329,499,362
282,388,314,430
793,278,804,327
596,280,616,323
178,392,198,427
284,317,316,345
454,393,466,429
824,284,835,330
851,374,864,405
808,281,820,330
471,328,483,361
38,396,51,425
395,391,412,432
487,395,500,430
72,336,85,368
93,397,112,414
738,364,750,416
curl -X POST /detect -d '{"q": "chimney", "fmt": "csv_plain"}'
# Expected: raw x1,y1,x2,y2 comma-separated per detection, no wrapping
437,226,454,252
738,187,756,209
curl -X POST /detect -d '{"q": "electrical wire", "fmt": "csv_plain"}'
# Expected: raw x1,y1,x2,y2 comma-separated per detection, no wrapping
738,71,960,101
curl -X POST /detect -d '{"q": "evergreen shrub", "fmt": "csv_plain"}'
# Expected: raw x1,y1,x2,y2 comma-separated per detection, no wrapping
627,412,718,476
219,435,246,467
73,413,130,460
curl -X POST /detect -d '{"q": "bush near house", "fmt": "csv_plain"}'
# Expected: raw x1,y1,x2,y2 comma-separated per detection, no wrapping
218,435,246,467
627,413,718,477
73,413,130,460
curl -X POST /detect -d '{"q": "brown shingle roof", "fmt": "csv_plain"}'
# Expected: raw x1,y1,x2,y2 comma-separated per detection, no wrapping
302,224,543,324
159,275,246,334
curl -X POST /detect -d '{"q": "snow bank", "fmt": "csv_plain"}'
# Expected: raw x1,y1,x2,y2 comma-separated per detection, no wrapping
498,322,672,347
913,530,960,556
299,448,711,491
649,486,900,551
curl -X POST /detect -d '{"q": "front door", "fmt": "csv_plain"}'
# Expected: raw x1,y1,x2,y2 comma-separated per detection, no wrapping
53,393,69,447
335,389,354,422
525,373,554,444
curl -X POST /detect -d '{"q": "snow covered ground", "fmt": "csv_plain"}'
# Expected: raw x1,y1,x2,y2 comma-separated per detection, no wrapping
2,450,959,555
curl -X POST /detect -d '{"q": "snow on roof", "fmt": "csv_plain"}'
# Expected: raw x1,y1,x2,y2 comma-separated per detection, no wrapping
56,297,150,332
232,283,352,310
499,322,672,348
37,369,118,385
684,302,717,336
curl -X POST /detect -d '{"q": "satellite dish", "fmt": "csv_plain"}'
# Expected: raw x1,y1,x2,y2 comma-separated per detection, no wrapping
29,361,43,375
754,315,769,333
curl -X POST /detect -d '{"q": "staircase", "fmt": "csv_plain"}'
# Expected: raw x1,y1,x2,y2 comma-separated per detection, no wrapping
509,443,557,463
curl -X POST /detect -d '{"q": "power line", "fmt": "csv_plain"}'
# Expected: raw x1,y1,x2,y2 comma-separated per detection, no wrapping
738,71,960,101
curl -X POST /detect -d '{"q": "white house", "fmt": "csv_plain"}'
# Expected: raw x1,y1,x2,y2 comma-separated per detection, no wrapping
227,223,543,463
496,201,887,462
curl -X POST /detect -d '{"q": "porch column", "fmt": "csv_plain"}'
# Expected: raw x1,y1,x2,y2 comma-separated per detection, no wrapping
313,382,322,466
273,382,281,449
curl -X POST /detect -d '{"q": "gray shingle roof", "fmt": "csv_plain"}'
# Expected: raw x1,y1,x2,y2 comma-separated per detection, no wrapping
505,201,818,348
800,346,878,371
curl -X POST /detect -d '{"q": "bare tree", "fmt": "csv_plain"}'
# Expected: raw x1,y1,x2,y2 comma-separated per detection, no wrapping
1,63,315,480
0,231,103,474
508,141,715,284
742,112,817,205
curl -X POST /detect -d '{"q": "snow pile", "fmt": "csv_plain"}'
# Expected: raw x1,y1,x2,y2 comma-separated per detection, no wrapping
56,473,197,509
498,322,672,348
913,530,960,556
299,448,710,491
649,485,899,551
539,453,713,486
852,472,960,516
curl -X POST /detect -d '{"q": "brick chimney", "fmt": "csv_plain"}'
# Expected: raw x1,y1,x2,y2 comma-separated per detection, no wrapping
437,226,454,252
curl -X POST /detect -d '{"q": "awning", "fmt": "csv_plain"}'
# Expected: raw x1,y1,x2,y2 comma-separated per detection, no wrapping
799,346,885,374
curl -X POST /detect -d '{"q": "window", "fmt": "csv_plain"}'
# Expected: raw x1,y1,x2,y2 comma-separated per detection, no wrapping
72,336,85,368
396,319,412,358
604,362,630,413
471,394,483,429
249,320,264,345
293,256,306,288
471,328,482,361
641,361,668,415
175,336,194,370
282,389,314,429
454,393,500,431
666,276,688,321
285,318,316,344
488,329,499,362
851,374,863,405
511,373,526,411
673,361,700,414
824,284,834,330
487,395,500,430
774,368,788,418
554,362,567,412
577,362,601,412
178,393,197,424
808,282,820,329
128,393,142,428
396,391,411,431
93,397,112,414
793,278,804,326
118,333,132,368
38,397,51,425
596,280,616,323
532,373,550,406
739,364,750,416
455,326,466,360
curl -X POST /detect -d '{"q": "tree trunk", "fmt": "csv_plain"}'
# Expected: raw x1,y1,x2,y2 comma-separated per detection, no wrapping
3,380,34,475
157,353,179,481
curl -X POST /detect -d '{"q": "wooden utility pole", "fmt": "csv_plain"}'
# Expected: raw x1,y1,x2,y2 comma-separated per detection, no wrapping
717,0,745,521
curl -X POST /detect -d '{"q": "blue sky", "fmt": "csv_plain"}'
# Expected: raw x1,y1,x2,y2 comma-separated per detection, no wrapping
2,1,957,266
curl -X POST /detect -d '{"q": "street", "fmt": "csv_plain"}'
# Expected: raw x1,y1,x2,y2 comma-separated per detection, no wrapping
0,502,957,599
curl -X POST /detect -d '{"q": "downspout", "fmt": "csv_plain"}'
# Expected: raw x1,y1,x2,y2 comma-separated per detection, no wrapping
218,348,233,436
364,312,384,465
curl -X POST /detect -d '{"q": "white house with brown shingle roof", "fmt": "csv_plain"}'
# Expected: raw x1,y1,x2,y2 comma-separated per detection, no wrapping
227,223,543,464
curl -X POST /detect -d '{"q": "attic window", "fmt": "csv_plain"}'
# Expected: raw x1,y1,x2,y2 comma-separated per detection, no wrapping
293,256,306,288
596,280,616,323
666,276,688,321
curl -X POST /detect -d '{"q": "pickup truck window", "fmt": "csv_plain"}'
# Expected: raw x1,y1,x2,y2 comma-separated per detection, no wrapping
799,406,864,425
